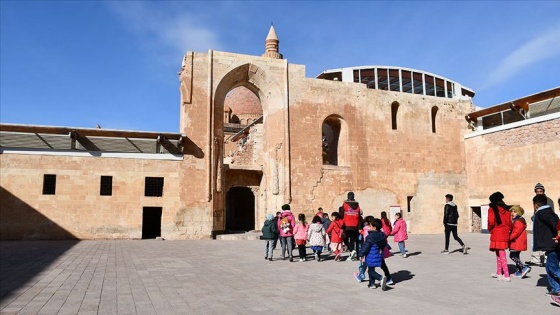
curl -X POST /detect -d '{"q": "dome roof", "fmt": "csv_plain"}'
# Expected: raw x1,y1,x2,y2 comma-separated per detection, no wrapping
224,87,262,115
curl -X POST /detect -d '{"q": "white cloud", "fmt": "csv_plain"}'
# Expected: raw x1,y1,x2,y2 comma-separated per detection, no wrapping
481,24,560,91
107,2,221,61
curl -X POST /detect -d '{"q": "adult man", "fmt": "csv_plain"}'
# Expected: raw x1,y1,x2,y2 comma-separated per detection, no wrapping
339,191,362,260
532,194,560,302
441,194,469,254
527,183,556,266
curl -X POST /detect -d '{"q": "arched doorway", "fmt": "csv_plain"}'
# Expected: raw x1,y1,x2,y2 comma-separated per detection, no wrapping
225,187,255,231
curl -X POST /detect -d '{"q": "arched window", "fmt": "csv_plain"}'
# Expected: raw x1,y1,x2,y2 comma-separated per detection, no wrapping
391,102,399,130
322,115,348,166
431,106,439,133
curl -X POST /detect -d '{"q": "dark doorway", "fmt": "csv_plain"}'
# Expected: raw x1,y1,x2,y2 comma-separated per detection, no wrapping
225,187,255,231
142,207,162,239
471,206,482,233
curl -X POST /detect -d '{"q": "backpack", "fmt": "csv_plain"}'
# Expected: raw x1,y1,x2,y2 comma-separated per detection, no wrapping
280,216,292,234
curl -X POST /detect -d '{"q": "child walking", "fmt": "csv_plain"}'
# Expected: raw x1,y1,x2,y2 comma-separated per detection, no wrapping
327,212,345,261
488,192,513,282
322,213,332,252
390,212,408,258
261,214,278,261
293,213,309,262
359,218,388,291
307,215,326,262
509,205,531,278
355,216,394,285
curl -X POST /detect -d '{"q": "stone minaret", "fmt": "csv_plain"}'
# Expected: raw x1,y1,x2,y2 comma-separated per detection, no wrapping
262,25,283,59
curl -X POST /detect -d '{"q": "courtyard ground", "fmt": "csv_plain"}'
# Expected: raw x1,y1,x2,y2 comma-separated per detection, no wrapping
0,233,556,314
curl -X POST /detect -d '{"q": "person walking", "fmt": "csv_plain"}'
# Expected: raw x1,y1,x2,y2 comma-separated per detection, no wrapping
326,212,345,261
488,192,513,282
261,214,278,261
307,215,326,262
277,204,296,262
527,183,555,267
441,194,469,254
508,205,531,278
390,212,408,258
359,218,388,290
339,191,362,261
532,194,560,303
293,213,309,262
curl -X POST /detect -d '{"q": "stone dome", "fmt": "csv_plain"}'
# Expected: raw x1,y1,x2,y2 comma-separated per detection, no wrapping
224,87,262,115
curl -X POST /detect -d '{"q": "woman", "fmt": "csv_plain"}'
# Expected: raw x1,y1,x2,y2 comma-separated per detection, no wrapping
487,192,512,281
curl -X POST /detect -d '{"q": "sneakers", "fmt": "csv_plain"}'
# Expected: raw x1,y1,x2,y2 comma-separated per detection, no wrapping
462,246,470,254
513,271,522,277
380,276,388,291
441,250,449,254
334,254,341,261
314,253,319,261
521,266,531,278
367,283,378,289
491,273,501,278
350,250,357,260
545,291,560,296
551,295,560,307
289,257,293,262
354,272,362,282
501,277,511,282
268,258,272,261
386,278,394,285
402,253,408,258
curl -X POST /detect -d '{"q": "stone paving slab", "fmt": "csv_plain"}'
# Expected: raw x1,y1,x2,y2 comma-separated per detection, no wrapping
0,234,557,314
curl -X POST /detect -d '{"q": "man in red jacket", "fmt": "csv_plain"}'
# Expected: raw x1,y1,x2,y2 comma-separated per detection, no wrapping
339,191,362,261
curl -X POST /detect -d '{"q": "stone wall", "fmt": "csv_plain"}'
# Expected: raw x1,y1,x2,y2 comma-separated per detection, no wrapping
465,117,560,229
0,153,213,240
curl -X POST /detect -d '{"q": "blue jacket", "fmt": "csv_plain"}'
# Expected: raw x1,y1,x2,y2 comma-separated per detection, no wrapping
359,230,386,267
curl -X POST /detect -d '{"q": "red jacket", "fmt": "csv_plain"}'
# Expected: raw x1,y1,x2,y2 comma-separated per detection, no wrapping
326,218,345,243
509,216,527,251
488,204,512,243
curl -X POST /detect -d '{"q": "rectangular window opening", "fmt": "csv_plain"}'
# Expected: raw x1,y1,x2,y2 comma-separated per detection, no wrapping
43,174,56,195
407,196,413,212
100,176,113,196
145,177,164,197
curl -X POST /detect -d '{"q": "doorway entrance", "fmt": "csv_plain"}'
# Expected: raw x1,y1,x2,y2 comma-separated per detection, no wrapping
142,207,162,239
225,187,255,232
471,206,481,233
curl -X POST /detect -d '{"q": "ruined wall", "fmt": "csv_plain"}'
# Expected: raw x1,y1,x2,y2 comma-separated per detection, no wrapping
465,117,560,229
0,153,212,240
286,68,475,234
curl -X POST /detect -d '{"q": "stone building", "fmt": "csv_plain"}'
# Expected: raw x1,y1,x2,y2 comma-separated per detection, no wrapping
1,26,558,240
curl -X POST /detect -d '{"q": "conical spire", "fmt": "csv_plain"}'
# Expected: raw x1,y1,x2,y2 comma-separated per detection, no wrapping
262,24,283,59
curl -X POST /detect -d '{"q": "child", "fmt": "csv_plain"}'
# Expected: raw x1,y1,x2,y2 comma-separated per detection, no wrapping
509,205,531,278
261,214,278,261
488,192,512,282
359,218,388,291
355,216,394,285
293,213,309,262
307,215,326,262
390,212,408,258
322,213,332,252
380,211,392,237
327,212,345,261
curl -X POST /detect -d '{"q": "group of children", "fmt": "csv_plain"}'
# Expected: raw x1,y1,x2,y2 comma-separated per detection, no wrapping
261,206,410,291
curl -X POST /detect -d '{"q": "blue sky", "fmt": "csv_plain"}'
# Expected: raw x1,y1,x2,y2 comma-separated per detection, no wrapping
1,1,559,132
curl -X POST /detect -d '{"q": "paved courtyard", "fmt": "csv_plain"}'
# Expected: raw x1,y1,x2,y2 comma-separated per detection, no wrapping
0,233,556,314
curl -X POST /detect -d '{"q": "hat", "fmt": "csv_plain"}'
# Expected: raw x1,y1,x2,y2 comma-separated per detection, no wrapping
266,213,274,220
281,204,290,210
534,183,545,192
489,191,504,203
347,192,355,201
510,205,524,216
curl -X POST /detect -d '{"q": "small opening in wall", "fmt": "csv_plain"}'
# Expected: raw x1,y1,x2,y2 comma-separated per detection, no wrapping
43,174,56,195
407,196,413,212
100,176,113,196
145,177,164,197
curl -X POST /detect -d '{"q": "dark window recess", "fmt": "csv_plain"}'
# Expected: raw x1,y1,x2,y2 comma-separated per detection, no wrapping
43,174,56,195
100,176,113,196
145,177,164,197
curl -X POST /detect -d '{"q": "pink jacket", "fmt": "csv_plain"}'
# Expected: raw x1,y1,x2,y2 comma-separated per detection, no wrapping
391,218,408,242
293,222,309,241
277,210,296,237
